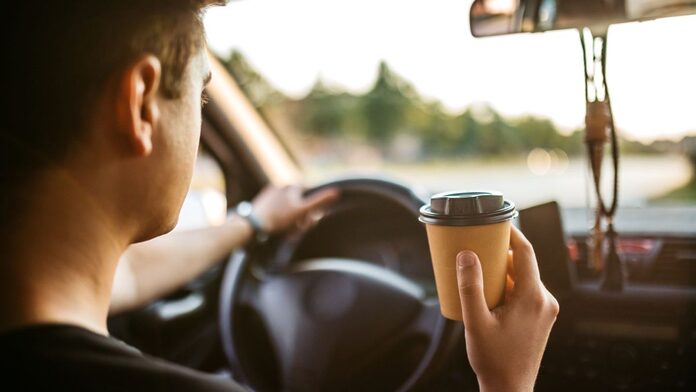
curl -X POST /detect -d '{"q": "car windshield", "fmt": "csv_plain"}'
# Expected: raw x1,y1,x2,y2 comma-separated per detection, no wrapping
204,0,696,216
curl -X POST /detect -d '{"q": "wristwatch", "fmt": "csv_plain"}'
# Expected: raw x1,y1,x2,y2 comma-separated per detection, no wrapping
235,201,270,245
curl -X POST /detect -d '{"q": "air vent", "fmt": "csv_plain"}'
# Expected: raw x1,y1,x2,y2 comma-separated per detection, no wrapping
571,236,696,287
650,239,696,287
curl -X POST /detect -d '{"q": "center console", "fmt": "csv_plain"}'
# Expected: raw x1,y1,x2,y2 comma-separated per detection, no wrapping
519,202,696,391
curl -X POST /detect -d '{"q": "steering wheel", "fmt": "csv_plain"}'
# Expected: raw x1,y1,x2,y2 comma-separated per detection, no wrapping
219,178,460,391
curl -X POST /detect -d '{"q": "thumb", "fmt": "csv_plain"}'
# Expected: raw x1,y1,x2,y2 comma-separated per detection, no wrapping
456,251,492,331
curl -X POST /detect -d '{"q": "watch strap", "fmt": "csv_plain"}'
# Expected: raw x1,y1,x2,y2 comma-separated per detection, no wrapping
235,201,270,244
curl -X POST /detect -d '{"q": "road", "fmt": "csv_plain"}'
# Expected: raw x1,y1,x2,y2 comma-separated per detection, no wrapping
306,154,693,209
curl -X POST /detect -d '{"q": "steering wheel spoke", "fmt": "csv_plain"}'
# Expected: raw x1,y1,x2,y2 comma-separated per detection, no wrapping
236,275,259,308
409,298,443,338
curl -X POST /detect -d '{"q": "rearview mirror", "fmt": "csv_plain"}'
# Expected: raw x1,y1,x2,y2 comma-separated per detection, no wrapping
470,0,696,37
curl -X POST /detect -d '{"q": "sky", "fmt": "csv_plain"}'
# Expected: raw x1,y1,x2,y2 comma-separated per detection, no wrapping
204,0,696,142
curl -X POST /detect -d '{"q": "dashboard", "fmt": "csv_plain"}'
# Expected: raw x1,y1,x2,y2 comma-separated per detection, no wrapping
520,202,696,391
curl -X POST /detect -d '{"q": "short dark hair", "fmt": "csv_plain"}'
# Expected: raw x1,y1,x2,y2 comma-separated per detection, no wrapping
0,1,222,233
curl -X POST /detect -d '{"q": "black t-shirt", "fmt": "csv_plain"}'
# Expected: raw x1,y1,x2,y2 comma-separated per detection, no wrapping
0,324,247,391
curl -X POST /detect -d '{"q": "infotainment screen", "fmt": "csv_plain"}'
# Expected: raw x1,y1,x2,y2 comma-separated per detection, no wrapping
519,201,575,296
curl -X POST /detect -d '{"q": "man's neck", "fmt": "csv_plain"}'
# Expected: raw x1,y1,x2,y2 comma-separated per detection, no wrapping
0,168,134,336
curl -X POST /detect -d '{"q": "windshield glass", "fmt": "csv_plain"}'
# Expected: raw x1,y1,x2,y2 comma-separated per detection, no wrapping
204,0,696,214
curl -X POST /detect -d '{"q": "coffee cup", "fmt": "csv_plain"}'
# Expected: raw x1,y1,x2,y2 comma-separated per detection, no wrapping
419,191,517,320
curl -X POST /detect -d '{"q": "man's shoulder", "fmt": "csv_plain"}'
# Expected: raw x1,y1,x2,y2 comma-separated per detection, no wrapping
0,324,246,392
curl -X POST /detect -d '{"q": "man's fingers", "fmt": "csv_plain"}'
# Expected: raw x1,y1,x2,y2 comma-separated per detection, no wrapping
301,188,340,213
507,250,514,279
505,274,515,297
456,250,492,330
510,226,542,293
285,184,303,203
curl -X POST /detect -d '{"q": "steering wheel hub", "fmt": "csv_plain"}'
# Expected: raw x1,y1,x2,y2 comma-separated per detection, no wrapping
304,272,356,320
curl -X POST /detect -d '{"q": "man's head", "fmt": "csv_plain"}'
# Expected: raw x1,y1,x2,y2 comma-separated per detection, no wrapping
1,1,222,243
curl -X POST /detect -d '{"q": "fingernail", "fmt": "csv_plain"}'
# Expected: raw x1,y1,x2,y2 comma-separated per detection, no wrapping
457,251,476,268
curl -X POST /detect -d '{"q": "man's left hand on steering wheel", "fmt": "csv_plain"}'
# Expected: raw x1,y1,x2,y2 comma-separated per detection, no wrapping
251,185,341,234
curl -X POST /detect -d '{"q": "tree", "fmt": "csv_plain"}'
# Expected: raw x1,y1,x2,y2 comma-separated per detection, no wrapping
683,136,696,180
220,51,660,160
360,61,418,144
221,50,286,107
301,80,359,138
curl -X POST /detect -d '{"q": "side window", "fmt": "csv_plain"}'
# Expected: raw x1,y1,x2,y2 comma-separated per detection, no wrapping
174,147,227,231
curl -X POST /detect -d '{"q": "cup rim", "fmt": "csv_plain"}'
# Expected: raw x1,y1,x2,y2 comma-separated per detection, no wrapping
418,200,517,226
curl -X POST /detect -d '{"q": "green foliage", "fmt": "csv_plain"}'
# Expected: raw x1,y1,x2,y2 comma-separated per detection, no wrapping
302,81,355,138
220,51,660,160
621,138,661,155
221,51,286,107
684,136,696,171
655,180,696,202
361,62,413,144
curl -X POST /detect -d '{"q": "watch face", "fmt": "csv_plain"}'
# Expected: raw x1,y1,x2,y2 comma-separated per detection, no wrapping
237,201,267,242
236,201,253,217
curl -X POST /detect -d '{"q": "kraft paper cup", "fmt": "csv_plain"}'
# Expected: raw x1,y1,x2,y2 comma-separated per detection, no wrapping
419,191,517,321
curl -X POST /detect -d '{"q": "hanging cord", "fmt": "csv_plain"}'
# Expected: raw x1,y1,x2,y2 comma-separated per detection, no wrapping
579,29,623,290
581,31,620,219
598,34,624,291
580,29,604,271
598,33,620,220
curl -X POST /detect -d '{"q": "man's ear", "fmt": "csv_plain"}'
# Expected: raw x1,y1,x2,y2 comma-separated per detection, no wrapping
117,55,162,157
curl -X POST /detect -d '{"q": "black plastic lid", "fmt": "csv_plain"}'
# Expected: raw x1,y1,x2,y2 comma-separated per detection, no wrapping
419,191,517,226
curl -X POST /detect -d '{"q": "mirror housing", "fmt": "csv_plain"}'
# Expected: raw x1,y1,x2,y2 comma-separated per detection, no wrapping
470,0,696,37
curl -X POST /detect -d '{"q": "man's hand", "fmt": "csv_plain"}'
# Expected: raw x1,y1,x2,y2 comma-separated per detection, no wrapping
251,185,340,234
456,226,559,392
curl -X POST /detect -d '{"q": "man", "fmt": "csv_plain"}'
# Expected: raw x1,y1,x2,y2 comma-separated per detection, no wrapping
0,1,558,391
